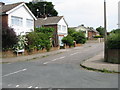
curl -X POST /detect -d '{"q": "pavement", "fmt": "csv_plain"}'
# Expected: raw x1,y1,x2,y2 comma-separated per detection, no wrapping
80,51,119,73
1,49,69,63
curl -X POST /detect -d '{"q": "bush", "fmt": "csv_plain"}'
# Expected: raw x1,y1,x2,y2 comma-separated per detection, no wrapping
26,27,54,52
107,32,120,49
62,35,74,47
72,31,86,44
13,35,27,52
2,27,18,51
68,28,86,44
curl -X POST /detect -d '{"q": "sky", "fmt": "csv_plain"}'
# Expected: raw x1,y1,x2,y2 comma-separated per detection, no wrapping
1,0,120,31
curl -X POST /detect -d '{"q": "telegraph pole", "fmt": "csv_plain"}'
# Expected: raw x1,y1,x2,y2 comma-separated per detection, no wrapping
104,0,108,62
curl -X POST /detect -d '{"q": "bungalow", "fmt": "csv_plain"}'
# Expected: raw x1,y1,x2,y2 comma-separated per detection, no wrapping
0,2,37,35
73,25,99,39
35,16,68,47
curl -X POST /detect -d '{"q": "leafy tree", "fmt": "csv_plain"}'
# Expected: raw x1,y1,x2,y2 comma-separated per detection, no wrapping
96,26,105,37
2,27,18,51
26,2,58,18
62,35,74,47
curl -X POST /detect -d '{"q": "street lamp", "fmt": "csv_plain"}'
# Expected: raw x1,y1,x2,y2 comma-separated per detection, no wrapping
37,9,39,18
104,0,108,62
44,4,46,16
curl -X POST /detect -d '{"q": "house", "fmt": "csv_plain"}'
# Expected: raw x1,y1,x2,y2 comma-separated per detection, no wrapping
87,27,99,40
74,24,88,38
35,16,68,47
118,1,120,29
1,2,37,36
73,25,99,39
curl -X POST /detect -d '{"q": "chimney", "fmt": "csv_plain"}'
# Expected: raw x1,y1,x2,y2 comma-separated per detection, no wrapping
0,2,5,7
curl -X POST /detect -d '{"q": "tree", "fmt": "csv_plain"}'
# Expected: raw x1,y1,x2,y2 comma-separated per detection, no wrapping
26,2,58,18
96,26,104,37
2,27,18,51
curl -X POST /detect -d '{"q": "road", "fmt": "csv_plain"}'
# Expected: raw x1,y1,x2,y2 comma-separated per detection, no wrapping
2,42,118,88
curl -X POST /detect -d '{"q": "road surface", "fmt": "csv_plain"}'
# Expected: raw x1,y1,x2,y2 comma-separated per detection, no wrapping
2,42,118,88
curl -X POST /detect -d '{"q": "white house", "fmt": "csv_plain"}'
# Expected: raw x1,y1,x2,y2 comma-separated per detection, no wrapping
35,16,68,47
118,1,120,29
71,25,99,40
1,2,37,35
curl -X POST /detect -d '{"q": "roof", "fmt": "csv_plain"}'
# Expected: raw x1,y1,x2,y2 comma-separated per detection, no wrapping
0,2,37,20
35,16,63,26
1,2,24,13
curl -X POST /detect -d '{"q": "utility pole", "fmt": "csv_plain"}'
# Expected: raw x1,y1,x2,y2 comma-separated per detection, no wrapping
104,0,108,62
44,4,46,17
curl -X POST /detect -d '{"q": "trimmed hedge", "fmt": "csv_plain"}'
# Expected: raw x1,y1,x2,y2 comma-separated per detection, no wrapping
107,33,120,49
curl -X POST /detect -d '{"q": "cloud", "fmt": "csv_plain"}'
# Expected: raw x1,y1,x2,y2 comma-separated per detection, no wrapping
53,0,119,31
1,0,120,31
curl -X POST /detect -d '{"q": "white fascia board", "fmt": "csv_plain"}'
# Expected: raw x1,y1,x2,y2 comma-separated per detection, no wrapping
57,17,68,27
6,3,37,20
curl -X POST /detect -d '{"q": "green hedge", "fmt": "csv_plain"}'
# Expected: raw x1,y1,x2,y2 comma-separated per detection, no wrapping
107,33,120,49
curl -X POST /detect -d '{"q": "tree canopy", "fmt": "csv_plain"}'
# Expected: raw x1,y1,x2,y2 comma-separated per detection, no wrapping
26,2,58,18
96,26,105,37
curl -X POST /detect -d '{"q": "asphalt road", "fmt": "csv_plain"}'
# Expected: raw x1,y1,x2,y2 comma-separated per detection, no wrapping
2,42,118,88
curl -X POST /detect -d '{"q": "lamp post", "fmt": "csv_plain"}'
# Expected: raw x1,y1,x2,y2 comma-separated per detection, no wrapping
37,9,39,18
104,0,108,61
44,4,46,16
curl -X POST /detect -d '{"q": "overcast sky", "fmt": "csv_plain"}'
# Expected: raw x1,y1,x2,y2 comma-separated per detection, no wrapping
1,0,120,31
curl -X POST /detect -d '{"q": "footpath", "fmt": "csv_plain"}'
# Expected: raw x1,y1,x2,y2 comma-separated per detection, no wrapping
80,52,119,73
1,49,68,63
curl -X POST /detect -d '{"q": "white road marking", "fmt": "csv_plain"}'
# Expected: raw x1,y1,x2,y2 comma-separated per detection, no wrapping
43,62,49,64
28,86,32,88
70,52,79,56
43,56,65,64
16,85,19,87
8,84,12,86
7,63,11,64
35,87,38,89
2,69,27,77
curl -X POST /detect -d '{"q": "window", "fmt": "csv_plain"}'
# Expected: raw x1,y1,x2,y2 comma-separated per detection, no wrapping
62,25,66,31
26,19,34,28
11,16,23,26
58,25,61,31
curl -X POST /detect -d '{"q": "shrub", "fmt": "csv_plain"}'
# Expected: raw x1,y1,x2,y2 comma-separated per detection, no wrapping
62,35,74,47
13,35,27,52
26,27,54,52
68,28,86,44
107,32,120,49
2,27,18,51
72,31,86,44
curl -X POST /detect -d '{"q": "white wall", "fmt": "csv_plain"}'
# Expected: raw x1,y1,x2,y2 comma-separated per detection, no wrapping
57,18,68,36
8,5,34,35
